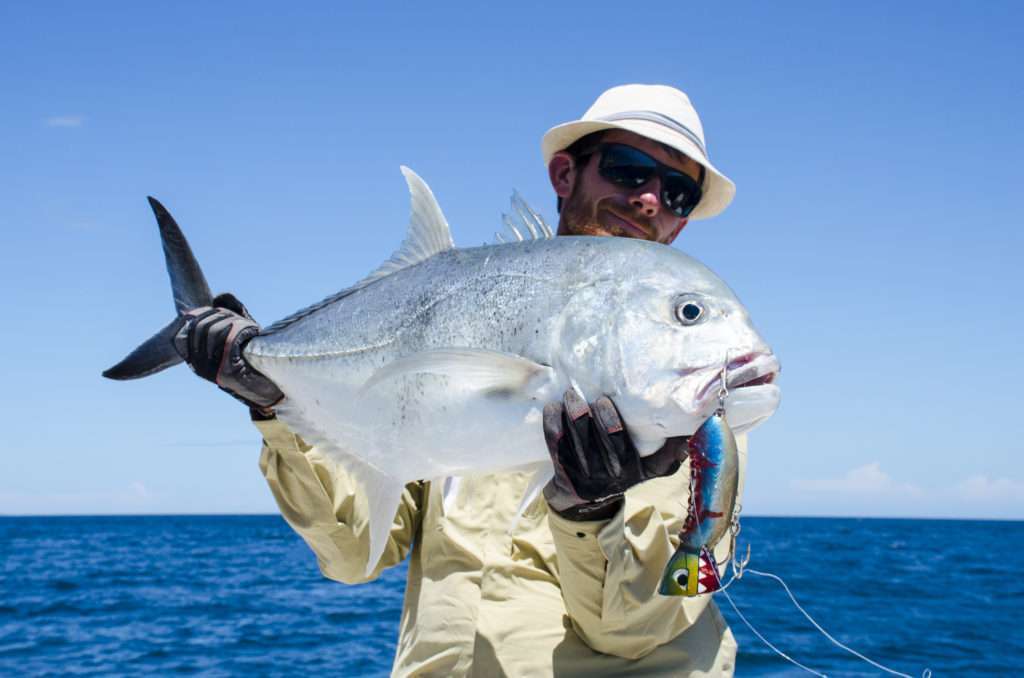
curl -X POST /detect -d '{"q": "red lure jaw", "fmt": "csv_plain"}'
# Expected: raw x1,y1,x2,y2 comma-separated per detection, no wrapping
658,546,722,596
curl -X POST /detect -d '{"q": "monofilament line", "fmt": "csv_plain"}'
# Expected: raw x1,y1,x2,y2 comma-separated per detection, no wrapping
718,562,932,678
716,581,827,677
743,568,930,677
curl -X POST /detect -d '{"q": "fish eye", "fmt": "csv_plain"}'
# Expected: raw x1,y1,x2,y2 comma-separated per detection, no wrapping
673,568,689,586
674,298,705,325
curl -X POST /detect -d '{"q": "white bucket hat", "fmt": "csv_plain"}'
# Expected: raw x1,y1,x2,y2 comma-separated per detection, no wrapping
541,84,735,220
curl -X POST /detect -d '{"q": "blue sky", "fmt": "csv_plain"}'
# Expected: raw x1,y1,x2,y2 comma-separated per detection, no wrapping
2,2,1021,519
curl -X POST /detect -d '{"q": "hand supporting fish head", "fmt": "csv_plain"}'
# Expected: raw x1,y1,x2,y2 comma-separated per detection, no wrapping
555,270,780,456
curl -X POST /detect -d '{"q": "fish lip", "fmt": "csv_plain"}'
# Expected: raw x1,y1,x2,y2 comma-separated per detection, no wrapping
728,352,780,388
693,352,781,403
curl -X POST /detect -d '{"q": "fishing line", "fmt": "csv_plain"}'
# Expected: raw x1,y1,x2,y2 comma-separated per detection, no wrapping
715,574,828,677
742,568,930,678
714,560,932,677
704,365,928,675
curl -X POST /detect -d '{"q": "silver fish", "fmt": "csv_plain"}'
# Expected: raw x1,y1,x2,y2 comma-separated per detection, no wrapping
105,167,780,576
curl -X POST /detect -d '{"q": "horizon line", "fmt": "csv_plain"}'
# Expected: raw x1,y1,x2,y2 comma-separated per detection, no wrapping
1,512,1021,523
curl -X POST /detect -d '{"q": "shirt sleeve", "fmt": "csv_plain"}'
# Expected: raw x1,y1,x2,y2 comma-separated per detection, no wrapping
254,417,424,584
548,434,748,659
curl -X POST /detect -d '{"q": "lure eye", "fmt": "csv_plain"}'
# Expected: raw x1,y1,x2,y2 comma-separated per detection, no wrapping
675,299,705,325
673,568,689,587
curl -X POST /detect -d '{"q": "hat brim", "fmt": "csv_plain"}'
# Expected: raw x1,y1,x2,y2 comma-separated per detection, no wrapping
541,119,735,221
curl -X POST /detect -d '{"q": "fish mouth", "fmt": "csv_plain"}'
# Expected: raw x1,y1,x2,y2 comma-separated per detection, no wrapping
695,352,780,403
666,352,780,437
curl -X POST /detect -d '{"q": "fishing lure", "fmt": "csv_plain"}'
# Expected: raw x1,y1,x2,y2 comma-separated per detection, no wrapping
659,406,740,596
655,390,932,676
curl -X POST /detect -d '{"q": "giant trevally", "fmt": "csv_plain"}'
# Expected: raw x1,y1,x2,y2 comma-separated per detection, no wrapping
104,168,780,576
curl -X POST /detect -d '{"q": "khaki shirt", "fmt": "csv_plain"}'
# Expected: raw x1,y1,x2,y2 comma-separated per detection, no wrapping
256,417,746,677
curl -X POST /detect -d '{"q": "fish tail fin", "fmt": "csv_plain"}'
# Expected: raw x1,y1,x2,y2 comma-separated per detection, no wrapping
102,316,186,380
102,197,214,380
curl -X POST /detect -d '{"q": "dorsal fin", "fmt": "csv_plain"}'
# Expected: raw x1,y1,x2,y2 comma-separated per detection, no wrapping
354,166,455,288
494,191,553,243
262,167,454,335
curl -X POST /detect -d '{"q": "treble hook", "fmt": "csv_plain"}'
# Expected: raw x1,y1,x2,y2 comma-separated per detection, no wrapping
725,503,747,577
732,543,752,580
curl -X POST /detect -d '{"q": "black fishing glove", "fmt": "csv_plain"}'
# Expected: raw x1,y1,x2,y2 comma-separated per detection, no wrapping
173,292,284,416
543,388,687,521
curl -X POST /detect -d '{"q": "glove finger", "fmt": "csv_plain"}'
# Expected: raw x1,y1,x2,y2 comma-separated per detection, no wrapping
182,305,214,319
561,388,593,478
211,292,253,320
179,305,214,350
563,387,590,421
191,311,236,382
172,307,212,361
641,436,687,479
204,316,237,365
188,308,223,363
542,401,565,458
591,397,639,482
542,401,578,500
193,311,231,358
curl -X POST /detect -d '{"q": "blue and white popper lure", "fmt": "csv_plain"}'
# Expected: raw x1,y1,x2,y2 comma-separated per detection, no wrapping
658,387,741,596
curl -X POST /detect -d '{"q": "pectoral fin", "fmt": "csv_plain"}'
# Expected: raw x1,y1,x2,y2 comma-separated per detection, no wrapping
361,348,557,399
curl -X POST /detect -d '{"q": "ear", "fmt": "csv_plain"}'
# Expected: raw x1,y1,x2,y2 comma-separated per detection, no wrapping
663,217,688,244
548,152,577,199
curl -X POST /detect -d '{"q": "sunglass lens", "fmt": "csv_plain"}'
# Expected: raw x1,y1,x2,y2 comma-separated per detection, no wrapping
662,174,701,217
597,144,703,217
599,145,656,187
606,165,655,187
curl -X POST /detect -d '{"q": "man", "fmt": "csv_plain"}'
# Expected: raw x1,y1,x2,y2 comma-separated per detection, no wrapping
179,84,744,676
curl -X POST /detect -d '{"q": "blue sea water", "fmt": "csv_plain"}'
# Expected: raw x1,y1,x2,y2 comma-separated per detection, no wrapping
2,516,1021,676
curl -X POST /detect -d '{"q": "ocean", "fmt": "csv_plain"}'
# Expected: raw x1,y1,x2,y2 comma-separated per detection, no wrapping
2,515,1020,676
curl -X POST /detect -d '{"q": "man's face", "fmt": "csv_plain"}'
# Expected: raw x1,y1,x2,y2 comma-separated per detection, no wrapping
549,130,703,245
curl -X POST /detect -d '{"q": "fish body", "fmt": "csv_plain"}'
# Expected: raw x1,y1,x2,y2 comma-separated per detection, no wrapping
658,411,739,596
105,168,780,576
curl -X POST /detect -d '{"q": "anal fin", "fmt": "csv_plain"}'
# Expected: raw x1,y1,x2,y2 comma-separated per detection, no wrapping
345,461,407,578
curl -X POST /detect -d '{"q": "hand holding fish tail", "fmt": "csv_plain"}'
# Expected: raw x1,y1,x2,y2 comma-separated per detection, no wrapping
542,388,687,521
173,292,284,417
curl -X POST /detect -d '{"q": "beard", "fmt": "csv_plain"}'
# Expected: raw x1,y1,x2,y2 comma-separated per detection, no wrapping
557,190,656,241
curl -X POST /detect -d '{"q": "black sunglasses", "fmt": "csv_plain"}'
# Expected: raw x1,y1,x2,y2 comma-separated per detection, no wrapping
580,143,704,218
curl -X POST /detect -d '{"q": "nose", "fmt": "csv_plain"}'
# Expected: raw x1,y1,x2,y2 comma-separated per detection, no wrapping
629,177,661,217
